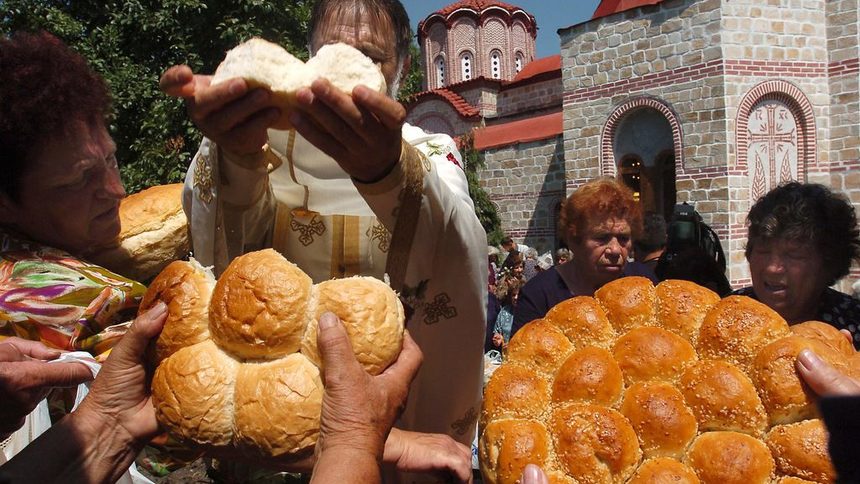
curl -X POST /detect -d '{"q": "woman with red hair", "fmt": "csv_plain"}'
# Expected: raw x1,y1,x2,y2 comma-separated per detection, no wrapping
510,178,656,336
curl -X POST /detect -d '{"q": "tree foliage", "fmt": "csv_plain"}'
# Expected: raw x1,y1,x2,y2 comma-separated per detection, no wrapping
460,133,503,245
0,0,313,193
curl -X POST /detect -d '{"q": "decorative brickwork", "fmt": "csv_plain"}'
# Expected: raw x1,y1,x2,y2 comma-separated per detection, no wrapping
600,97,685,178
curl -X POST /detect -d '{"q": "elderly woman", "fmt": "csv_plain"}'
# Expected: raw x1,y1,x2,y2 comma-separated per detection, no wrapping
735,182,860,348
511,178,655,336
555,248,571,265
0,31,141,359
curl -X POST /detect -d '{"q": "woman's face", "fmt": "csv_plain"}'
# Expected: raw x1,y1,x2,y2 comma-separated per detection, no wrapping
513,262,524,278
569,216,632,290
748,238,829,323
0,121,125,254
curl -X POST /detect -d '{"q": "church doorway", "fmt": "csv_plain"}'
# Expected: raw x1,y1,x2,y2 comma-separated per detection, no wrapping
612,107,677,221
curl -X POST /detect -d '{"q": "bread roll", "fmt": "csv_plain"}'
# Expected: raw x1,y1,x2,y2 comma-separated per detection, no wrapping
790,321,855,358
766,419,835,483
91,183,190,282
595,276,658,333
552,346,623,407
621,382,697,459
685,431,774,484
628,457,701,484
696,295,790,373
151,340,238,449
678,359,767,436
148,248,404,458
544,296,617,349
655,279,720,343
551,403,642,483
506,319,573,376
612,326,697,385
752,335,849,425
481,363,550,428
208,249,312,359
301,276,404,375
775,477,819,484
234,354,323,457
211,39,385,130
142,259,215,362
479,419,550,484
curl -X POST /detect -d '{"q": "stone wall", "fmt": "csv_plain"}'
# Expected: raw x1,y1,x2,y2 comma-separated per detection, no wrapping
478,136,567,253
494,77,563,120
558,0,858,290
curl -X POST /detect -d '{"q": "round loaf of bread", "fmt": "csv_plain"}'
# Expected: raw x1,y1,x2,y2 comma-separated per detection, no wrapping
148,249,404,457
90,183,190,282
751,335,849,425
505,319,574,376
543,296,617,349
595,276,658,333
766,419,835,483
211,38,386,130
628,457,701,484
697,295,791,373
551,403,642,484
790,321,855,358
479,277,844,484
479,419,550,484
612,326,697,385
678,359,767,436
685,431,774,484
620,381,697,459
551,346,623,407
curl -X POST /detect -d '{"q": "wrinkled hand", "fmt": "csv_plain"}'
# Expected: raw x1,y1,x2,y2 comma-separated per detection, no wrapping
796,349,860,397
383,428,473,483
291,80,405,183
520,464,549,484
160,65,279,158
314,312,422,460
0,338,93,439
74,302,168,445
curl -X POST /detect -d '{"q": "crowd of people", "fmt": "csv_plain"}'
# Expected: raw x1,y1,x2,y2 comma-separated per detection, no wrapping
1,0,860,482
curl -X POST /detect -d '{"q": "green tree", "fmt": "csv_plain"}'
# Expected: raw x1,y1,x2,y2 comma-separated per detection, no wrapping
397,41,424,102
0,0,313,193
459,133,503,245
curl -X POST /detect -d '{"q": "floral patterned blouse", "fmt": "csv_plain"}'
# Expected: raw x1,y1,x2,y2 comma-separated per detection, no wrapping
0,231,145,359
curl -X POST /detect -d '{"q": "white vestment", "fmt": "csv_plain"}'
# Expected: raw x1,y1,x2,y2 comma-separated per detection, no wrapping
184,123,487,448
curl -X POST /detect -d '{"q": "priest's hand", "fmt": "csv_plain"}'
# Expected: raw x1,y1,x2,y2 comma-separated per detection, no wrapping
796,349,860,397
159,65,279,158
291,79,405,183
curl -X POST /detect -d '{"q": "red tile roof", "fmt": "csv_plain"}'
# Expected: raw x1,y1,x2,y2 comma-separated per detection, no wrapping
434,0,526,16
409,88,481,119
473,111,563,150
510,55,561,84
592,0,665,20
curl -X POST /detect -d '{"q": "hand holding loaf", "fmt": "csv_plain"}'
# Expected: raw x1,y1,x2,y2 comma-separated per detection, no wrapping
142,249,405,459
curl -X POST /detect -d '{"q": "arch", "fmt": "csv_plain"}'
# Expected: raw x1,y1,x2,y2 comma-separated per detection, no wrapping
460,50,474,81
514,51,525,73
600,97,684,177
434,54,446,88
414,113,456,138
735,80,816,182
489,49,504,79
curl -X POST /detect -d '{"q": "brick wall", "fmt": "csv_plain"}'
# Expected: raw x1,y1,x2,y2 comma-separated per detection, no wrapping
478,136,567,253
407,99,477,137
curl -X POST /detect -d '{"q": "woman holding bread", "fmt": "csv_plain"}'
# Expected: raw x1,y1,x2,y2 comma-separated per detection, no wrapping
736,182,860,349
511,178,657,337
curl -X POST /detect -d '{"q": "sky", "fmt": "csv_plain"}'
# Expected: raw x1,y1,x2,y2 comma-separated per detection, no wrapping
401,0,603,58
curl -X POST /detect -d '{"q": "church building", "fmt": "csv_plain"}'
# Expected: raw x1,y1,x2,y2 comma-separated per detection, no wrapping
406,0,859,288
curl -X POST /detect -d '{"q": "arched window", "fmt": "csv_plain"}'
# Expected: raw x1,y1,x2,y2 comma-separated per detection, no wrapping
515,52,524,73
490,50,502,79
460,52,472,81
435,56,445,88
